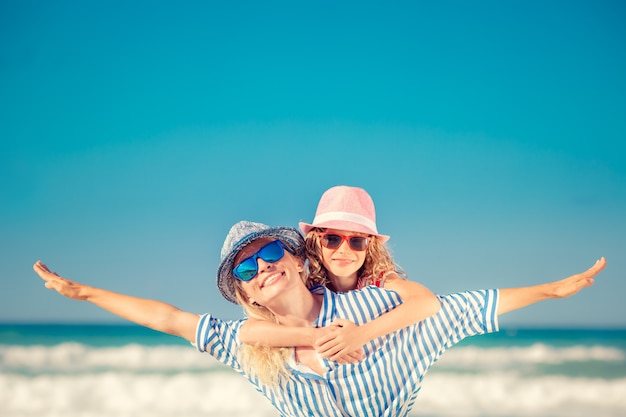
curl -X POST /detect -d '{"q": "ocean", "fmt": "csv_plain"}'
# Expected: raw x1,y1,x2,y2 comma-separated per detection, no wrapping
1,324,625,417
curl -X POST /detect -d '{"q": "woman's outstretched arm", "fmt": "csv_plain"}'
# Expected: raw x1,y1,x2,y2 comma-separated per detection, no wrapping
497,257,606,315
33,261,200,343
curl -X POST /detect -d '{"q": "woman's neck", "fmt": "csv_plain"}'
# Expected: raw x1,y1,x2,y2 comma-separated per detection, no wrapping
270,291,323,327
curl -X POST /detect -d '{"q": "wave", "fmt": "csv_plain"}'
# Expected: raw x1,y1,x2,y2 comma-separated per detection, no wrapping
1,342,623,373
1,343,625,416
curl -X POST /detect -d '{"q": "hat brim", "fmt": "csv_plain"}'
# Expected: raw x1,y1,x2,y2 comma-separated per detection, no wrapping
217,227,305,304
298,221,390,243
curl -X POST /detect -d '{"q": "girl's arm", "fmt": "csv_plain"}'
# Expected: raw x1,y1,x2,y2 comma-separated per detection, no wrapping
239,318,365,363
33,261,200,343
497,257,605,315
316,274,440,361
240,318,319,347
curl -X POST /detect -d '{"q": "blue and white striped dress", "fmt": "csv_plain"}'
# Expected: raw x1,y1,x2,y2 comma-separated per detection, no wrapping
196,286,499,417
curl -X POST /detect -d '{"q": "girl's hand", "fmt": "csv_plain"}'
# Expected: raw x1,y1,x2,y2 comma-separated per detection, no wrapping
33,261,89,300
315,319,366,363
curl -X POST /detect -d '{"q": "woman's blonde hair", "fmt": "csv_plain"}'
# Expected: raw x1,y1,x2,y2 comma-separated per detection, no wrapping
304,228,404,289
232,251,309,386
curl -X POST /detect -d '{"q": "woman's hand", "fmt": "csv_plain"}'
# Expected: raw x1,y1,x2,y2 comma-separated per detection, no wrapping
33,261,89,300
545,257,606,298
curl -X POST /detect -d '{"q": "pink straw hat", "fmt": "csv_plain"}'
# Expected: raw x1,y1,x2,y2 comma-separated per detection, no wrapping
299,186,390,242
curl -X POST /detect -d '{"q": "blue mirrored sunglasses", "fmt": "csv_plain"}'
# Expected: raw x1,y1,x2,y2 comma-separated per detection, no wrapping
233,240,294,281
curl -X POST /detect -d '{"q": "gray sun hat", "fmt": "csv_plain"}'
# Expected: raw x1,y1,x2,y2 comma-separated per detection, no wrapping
217,220,305,304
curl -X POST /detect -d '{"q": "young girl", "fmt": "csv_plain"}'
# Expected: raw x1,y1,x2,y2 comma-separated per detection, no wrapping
239,185,442,361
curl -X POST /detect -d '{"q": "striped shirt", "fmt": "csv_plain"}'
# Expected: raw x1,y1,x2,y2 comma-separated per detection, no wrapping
196,286,499,417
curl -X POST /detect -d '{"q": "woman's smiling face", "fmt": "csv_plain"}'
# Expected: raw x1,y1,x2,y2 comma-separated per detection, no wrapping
235,238,303,306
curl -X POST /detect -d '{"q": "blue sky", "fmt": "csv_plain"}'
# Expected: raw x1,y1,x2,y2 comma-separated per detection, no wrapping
2,1,624,327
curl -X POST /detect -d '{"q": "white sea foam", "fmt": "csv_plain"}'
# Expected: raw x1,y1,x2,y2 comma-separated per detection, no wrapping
434,343,625,369
1,370,625,417
0,343,220,372
415,372,626,417
0,371,277,417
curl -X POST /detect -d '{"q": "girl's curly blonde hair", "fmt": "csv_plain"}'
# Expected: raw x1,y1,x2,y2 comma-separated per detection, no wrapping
304,228,405,290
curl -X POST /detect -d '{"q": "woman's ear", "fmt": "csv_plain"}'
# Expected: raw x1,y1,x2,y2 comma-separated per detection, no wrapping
241,289,254,304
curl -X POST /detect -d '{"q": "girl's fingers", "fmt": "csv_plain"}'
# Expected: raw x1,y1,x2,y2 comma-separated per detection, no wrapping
315,333,337,348
330,349,364,363
319,343,344,358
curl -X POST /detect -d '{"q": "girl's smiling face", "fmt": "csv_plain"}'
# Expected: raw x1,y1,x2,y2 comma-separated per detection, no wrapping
319,228,369,292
